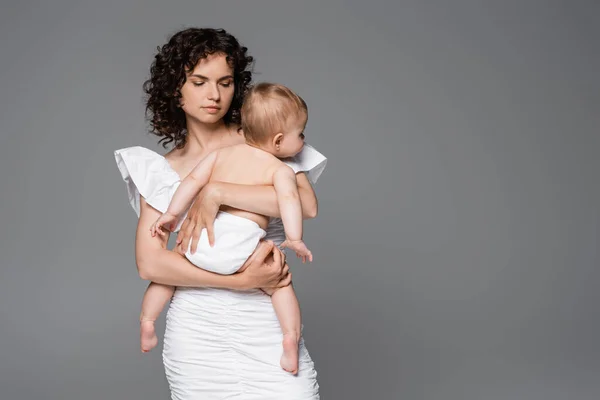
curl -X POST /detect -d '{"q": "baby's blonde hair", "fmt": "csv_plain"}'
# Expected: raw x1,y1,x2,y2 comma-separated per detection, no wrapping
241,82,307,145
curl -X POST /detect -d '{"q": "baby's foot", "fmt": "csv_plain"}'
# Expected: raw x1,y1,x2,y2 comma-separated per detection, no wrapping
140,320,158,353
280,332,300,375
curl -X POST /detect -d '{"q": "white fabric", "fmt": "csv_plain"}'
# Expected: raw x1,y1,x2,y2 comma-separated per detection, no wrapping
164,288,319,400
184,211,266,275
114,146,188,231
283,143,327,185
114,144,326,399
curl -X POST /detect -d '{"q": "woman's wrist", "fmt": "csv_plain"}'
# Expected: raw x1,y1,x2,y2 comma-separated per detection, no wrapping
230,271,251,290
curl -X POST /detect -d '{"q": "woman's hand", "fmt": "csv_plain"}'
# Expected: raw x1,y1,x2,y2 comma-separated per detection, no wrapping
237,241,292,290
175,182,222,253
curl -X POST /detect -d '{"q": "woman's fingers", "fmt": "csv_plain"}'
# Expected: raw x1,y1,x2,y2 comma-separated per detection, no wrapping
282,263,290,277
174,240,185,254
271,245,283,269
206,218,215,248
176,218,190,245
242,241,272,271
256,241,275,264
189,222,202,254
278,270,292,288
177,228,189,252
179,222,194,254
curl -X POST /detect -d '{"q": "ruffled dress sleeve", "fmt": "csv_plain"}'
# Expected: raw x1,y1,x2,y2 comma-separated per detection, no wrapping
283,143,327,184
114,146,182,219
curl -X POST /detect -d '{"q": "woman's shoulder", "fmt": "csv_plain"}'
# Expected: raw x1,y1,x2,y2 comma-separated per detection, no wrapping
163,144,184,161
163,147,183,167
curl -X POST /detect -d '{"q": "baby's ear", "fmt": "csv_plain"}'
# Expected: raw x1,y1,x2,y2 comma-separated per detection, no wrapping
237,127,245,137
273,133,284,147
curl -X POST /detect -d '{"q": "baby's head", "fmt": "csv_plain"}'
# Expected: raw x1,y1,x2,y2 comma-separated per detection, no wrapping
241,82,307,158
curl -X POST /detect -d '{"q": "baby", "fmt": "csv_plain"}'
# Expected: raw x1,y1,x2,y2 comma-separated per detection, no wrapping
142,82,315,375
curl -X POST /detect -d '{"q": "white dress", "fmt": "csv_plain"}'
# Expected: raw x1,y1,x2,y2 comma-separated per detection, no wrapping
114,144,327,400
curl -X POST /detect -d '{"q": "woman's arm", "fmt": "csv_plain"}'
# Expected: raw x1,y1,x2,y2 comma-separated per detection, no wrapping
218,172,318,219
175,172,318,253
136,196,291,289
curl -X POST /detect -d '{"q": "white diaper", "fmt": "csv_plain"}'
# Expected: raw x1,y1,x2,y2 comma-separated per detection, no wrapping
184,211,267,275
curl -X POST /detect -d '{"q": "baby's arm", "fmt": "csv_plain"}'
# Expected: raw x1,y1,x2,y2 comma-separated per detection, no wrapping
167,150,218,217
151,151,218,236
273,165,302,239
273,165,313,262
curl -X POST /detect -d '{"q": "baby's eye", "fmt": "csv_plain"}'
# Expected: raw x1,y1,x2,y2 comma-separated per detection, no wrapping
300,133,305,139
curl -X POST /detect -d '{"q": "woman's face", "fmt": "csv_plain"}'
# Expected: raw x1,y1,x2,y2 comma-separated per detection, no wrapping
179,53,235,125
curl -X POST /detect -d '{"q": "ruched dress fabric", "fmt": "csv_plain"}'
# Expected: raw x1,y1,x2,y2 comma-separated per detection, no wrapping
114,144,327,399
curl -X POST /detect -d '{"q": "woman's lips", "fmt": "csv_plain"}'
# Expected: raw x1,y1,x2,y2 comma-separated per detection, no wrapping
203,106,221,114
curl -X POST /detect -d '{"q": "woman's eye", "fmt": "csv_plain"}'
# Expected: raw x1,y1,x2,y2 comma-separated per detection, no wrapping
221,82,232,88
193,82,205,87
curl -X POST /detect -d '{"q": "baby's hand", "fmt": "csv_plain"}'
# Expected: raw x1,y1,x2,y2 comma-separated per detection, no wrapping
150,212,179,237
280,239,313,263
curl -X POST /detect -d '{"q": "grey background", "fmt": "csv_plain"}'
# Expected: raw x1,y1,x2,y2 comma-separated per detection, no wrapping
0,0,598,399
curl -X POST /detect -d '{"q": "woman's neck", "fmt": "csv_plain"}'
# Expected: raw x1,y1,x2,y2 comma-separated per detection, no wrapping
183,117,233,156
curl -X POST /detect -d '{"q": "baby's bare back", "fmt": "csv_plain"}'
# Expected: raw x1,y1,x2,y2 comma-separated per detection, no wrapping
211,144,285,228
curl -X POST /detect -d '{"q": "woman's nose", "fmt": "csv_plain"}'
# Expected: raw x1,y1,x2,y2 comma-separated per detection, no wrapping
207,84,220,101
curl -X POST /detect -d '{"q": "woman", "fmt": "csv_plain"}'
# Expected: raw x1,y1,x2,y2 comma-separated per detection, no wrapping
115,28,326,399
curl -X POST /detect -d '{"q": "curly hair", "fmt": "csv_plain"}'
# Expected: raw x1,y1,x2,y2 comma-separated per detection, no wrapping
143,28,254,149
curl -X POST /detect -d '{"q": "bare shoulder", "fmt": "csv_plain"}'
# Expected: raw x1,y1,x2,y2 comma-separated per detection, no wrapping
164,147,182,162
163,148,186,170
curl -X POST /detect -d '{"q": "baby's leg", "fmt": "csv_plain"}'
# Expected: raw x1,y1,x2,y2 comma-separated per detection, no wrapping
264,284,301,375
140,282,175,353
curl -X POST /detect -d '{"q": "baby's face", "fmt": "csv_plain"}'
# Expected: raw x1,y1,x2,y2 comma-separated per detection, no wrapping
278,114,307,158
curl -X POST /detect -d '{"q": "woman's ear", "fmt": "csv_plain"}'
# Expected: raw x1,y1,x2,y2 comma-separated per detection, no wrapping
273,133,284,150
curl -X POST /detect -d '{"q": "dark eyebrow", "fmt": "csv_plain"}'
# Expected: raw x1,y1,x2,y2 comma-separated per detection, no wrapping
190,74,234,82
